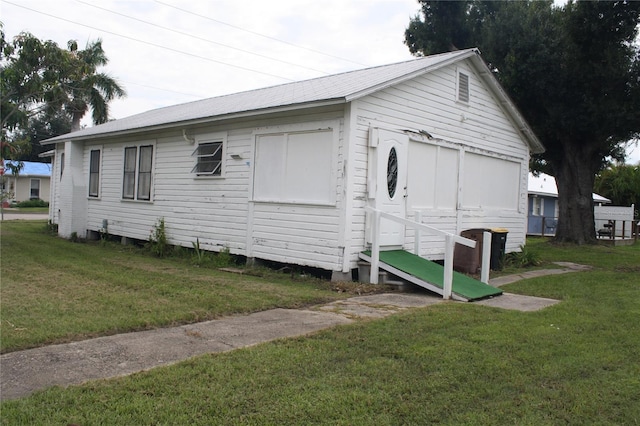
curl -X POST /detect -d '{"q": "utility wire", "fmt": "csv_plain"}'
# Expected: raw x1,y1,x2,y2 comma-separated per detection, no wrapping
76,0,332,75
3,1,296,83
154,0,369,67
121,80,203,99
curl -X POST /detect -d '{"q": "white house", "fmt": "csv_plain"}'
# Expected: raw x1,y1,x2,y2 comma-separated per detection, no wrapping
42,49,543,281
1,161,52,204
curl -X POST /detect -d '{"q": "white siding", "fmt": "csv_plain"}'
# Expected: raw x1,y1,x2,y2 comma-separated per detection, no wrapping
81,107,346,271
346,59,530,265
249,204,342,268
61,56,535,274
48,146,63,225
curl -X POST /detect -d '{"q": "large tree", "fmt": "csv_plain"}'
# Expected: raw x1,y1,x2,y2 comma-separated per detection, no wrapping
1,28,66,135
405,0,640,244
11,111,73,162
56,39,126,131
1,27,125,148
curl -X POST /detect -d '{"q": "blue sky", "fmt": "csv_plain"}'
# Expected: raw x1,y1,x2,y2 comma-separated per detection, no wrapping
1,0,637,164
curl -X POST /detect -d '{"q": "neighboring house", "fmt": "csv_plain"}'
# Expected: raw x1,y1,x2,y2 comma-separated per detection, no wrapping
1,161,52,204
42,48,544,280
527,172,610,236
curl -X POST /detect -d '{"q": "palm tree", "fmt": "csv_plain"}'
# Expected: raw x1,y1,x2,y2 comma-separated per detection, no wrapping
595,164,640,218
59,39,126,131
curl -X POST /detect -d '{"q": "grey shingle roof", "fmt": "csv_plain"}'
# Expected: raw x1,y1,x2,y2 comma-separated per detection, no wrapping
42,48,544,153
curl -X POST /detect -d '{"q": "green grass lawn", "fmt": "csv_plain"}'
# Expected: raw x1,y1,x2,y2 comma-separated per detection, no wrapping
0,221,349,353
1,225,639,424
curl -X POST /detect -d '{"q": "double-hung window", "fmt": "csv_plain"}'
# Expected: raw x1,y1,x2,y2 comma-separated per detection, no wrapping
30,179,40,199
89,149,101,197
532,197,543,216
191,132,226,177
123,144,154,200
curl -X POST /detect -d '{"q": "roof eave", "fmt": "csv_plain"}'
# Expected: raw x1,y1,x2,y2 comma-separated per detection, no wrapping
41,98,347,145
528,191,556,197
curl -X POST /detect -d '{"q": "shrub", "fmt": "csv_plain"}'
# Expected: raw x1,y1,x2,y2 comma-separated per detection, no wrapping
147,218,169,258
17,199,48,208
505,244,542,268
191,238,208,266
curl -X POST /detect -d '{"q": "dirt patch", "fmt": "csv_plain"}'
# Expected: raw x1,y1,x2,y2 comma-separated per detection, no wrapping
329,281,396,295
615,265,640,273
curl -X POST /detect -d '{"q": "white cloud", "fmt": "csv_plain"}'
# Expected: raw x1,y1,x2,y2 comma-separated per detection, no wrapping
2,0,638,165
1,0,419,122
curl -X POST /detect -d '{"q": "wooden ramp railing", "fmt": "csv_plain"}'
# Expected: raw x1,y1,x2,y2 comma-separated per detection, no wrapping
365,207,492,300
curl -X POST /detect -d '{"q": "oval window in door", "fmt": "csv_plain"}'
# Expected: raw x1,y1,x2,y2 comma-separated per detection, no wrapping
387,146,398,198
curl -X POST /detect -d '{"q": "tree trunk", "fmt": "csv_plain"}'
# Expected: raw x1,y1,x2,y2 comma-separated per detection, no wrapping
71,113,82,132
553,145,598,244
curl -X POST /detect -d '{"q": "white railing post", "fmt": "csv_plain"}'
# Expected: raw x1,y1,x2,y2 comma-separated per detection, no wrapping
481,231,492,284
370,209,381,284
443,234,454,299
414,210,422,256
364,206,476,295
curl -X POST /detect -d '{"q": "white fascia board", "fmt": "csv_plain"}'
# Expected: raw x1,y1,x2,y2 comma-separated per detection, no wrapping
40,99,347,145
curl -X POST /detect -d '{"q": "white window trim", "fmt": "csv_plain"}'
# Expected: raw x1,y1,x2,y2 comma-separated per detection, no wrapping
456,68,470,104
121,141,156,202
192,131,227,178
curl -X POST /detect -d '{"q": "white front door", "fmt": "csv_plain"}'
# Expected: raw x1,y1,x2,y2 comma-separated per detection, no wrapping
370,128,408,247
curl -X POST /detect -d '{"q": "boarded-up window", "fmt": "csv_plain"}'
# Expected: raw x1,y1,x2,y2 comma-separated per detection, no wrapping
89,149,100,197
461,153,520,210
407,142,458,210
253,129,335,205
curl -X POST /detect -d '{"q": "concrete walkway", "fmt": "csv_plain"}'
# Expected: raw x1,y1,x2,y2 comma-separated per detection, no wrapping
0,212,49,221
488,262,592,287
0,264,587,401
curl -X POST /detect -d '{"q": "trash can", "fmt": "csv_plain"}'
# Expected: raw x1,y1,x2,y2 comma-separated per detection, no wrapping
489,228,508,270
453,228,488,274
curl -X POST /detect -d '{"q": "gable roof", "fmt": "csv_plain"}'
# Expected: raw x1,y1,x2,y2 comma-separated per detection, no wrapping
4,161,52,177
528,172,610,203
42,48,544,153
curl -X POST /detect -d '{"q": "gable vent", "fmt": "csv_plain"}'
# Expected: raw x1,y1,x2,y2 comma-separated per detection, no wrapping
457,71,470,103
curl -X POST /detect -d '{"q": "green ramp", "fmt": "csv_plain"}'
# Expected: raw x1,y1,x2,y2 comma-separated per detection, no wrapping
360,250,502,302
